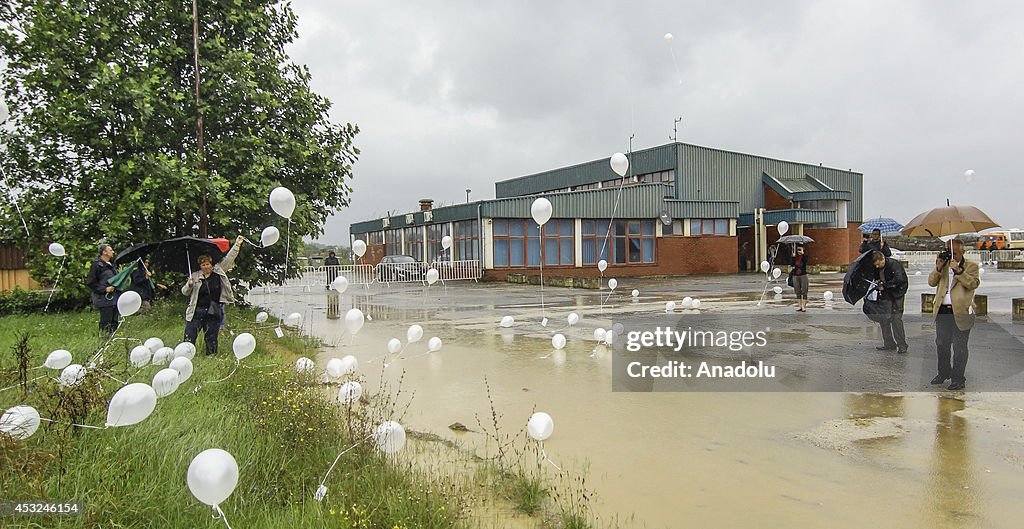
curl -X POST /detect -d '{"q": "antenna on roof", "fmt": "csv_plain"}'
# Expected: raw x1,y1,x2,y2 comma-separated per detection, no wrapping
670,116,682,141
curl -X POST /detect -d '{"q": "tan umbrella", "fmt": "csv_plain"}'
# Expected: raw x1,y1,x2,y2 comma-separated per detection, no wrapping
901,204,999,238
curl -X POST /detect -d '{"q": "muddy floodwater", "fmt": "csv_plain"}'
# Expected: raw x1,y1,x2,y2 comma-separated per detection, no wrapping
249,271,1024,528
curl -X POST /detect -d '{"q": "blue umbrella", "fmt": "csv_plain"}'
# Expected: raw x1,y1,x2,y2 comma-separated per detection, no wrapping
859,217,904,235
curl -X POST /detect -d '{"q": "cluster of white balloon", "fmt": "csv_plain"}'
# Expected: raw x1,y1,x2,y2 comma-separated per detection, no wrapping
664,297,702,312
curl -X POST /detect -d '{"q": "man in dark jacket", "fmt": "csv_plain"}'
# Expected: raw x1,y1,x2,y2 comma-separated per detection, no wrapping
860,229,893,257
871,250,909,353
85,244,120,334
324,250,340,288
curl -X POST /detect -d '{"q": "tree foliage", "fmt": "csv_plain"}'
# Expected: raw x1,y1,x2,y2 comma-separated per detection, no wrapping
0,0,358,293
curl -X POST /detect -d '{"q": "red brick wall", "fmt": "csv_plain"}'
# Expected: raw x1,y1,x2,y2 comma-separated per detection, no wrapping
763,184,792,211
802,225,862,265
482,236,738,280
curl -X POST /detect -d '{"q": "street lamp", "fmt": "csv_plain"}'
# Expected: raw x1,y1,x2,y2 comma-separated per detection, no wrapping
465,188,471,203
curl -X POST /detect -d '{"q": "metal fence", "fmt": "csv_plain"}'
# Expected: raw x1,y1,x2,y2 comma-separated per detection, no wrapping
375,260,483,284
300,265,376,288
899,250,1023,268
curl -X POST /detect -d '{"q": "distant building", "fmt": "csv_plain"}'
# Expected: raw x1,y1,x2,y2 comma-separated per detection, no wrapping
0,243,39,292
349,142,863,279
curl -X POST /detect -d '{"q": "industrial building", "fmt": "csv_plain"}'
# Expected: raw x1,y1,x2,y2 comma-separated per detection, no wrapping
349,142,863,280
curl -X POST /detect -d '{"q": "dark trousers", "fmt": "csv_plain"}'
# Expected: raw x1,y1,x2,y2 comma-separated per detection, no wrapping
879,296,907,349
936,306,971,383
99,306,120,334
184,306,222,355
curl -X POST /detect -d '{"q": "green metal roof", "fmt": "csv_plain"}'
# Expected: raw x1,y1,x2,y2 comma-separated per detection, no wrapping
762,173,852,202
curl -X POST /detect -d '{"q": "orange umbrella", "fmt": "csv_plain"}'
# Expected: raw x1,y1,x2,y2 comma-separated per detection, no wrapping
901,204,999,238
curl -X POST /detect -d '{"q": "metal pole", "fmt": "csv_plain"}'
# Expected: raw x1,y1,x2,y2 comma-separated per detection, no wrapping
193,0,208,238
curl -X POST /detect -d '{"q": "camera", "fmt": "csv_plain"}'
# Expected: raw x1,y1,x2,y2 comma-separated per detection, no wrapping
938,250,952,262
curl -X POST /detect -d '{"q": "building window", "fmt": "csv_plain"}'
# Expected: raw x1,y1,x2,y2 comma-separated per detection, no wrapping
543,219,575,266
689,219,730,236
367,231,384,245
385,229,402,256
581,219,655,265
425,223,450,262
402,226,423,261
492,219,544,268
581,220,611,265
453,220,479,261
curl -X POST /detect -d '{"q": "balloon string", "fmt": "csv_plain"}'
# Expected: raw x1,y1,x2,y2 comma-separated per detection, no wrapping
206,358,240,382
0,375,46,392
87,317,126,365
320,435,371,488
668,45,683,85
214,505,234,529
0,164,31,239
285,219,291,278
43,255,66,313
241,236,262,248
39,417,107,430
539,443,561,471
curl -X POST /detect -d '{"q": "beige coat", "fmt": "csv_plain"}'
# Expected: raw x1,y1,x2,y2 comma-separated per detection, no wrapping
927,257,980,331
182,241,242,322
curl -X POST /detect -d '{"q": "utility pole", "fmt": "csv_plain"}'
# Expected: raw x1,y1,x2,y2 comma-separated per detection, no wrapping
670,116,682,142
193,0,208,238
466,188,471,203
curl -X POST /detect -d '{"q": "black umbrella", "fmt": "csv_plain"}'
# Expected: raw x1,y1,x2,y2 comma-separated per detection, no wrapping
842,251,878,304
115,242,158,266
117,237,226,276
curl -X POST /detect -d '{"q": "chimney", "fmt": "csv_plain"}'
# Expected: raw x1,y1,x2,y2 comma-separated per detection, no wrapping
419,199,433,211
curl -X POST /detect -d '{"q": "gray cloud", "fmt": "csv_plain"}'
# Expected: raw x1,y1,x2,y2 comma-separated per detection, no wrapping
286,0,1024,244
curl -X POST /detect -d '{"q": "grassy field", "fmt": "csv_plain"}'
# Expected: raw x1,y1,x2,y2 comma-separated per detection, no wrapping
0,300,466,528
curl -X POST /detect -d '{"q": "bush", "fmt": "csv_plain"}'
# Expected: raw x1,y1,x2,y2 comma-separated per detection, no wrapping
0,286,88,316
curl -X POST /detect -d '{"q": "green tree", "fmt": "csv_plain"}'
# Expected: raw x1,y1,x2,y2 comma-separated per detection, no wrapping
0,0,358,295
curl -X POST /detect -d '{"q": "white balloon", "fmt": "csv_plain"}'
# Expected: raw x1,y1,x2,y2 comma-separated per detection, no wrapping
285,312,302,327
148,346,170,365
428,337,443,352
374,421,407,454
105,383,157,427
610,152,629,177
777,221,790,236
60,364,86,387
48,242,66,257
152,368,181,398
260,226,280,247
979,268,986,275
232,331,256,360
340,355,358,375
665,301,677,312
345,308,365,335
44,349,72,370
295,357,315,373
441,235,452,250
605,330,615,345
530,198,553,226
169,356,194,384
1,406,41,440
760,261,771,273
499,315,515,328
915,271,922,276
0,99,8,123
772,268,782,279
597,259,608,272
567,312,580,326
593,328,606,342
692,299,702,309
117,290,142,317
255,311,269,323
187,449,239,507
823,291,835,301
353,239,367,258
387,338,402,354
331,275,349,293
613,323,625,336
964,169,975,178
682,297,693,309
425,268,440,285
144,337,165,353
664,33,674,44
608,278,618,290
338,381,363,404
130,345,152,368
326,358,344,379
551,334,566,350
773,286,784,294
527,412,554,441
269,186,296,219
631,289,640,298
407,324,423,343
174,342,196,360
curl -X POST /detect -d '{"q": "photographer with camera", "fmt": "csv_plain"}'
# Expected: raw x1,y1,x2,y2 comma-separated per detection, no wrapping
927,238,980,391
869,250,909,353
859,228,892,257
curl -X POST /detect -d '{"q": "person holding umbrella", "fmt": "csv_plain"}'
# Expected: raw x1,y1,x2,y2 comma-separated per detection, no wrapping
790,245,810,312
859,228,892,257
870,250,909,353
182,235,245,355
928,238,979,390
85,243,119,334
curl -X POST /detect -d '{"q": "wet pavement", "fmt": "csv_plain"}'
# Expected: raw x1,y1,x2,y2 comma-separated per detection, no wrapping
246,268,1024,529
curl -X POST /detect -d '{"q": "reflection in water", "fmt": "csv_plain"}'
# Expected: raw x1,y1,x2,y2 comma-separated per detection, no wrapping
844,393,906,420
928,398,979,528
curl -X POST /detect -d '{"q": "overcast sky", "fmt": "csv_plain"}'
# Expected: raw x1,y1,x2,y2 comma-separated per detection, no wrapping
285,0,1024,245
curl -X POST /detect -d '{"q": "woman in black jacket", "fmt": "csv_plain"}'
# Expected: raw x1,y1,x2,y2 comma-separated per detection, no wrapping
790,245,810,312
85,244,120,334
